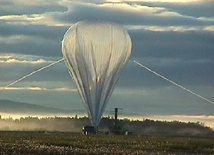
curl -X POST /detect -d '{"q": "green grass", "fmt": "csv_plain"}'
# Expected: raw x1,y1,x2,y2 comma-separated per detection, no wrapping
0,131,213,155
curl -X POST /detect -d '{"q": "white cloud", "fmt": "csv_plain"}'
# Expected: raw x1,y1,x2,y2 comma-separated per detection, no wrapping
127,25,214,32
0,55,13,59
0,14,42,23
0,58,48,64
204,26,214,31
0,53,65,66
109,0,206,2
0,54,51,64
99,3,166,14
0,86,77,92
0,14,63,27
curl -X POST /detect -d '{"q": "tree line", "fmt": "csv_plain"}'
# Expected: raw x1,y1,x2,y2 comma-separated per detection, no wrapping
0,115,213,136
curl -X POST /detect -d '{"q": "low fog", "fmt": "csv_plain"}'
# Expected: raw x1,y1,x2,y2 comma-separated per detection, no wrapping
0,116,213,137
0,116,84,132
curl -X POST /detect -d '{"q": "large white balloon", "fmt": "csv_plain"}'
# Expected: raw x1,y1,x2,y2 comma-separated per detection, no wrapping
62,21,132,127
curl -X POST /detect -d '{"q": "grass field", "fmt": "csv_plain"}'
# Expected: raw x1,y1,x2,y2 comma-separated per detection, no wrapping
0,131,214,155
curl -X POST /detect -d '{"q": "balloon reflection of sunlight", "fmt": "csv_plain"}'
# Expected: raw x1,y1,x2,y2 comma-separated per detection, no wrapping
134,60,214,105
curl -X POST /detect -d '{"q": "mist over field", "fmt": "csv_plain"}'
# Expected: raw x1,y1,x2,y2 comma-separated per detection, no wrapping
0,115,214,138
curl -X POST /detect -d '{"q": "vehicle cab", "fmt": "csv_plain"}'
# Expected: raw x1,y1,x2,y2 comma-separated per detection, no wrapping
82,125,96,135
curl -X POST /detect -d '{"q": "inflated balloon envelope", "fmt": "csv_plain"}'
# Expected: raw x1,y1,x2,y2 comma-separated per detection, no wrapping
62,21,132,128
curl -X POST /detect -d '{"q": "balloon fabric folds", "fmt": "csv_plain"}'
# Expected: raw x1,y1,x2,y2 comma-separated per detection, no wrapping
62,21,132,127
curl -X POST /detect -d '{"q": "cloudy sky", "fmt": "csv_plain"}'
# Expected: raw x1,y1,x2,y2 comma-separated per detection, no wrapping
0,0,214,127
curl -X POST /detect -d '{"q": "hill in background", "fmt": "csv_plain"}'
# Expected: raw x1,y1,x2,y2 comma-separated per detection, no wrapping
0,99,79,115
